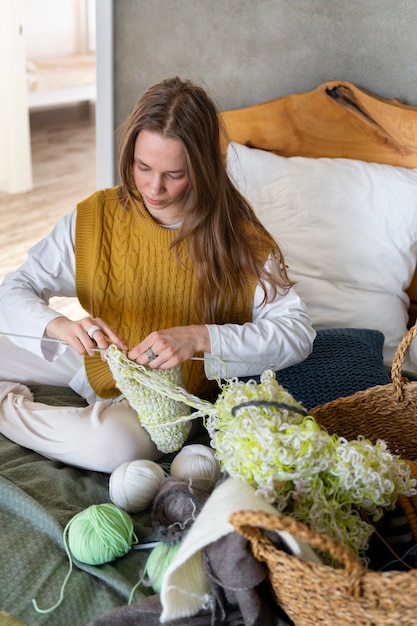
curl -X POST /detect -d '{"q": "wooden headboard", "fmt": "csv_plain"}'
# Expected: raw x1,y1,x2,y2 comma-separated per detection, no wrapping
220,80,417,323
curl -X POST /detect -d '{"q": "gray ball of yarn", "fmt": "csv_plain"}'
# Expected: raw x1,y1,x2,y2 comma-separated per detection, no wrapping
151,477,211,545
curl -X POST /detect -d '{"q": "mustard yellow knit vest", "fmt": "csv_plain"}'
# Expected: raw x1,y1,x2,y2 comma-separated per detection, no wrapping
75,187,259,399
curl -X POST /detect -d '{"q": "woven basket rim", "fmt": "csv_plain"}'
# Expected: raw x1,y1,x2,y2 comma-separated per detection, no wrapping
388,323,417,400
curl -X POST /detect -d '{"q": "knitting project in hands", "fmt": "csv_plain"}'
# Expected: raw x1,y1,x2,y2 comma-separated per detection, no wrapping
105,345,210,453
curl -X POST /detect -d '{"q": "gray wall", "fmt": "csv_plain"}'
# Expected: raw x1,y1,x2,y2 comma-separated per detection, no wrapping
108,0,417,181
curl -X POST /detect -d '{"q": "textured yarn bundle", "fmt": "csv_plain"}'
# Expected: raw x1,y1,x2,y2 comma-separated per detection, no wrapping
103,349,416,556
206,372,417,556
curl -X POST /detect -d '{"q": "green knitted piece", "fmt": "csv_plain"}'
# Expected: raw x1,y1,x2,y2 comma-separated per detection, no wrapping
106,346,209,453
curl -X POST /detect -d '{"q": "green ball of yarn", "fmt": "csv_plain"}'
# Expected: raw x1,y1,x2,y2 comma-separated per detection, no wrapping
144,542,181,593
67,503,136,565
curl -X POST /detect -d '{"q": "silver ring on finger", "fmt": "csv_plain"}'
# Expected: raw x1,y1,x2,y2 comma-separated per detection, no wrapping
88,325,101,340
146,347,158,361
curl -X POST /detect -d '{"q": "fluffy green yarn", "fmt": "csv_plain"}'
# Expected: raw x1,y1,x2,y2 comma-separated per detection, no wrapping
104,348,416,556
206,371,416,556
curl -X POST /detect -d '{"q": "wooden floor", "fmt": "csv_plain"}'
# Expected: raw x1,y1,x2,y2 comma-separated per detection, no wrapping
0,103,96,318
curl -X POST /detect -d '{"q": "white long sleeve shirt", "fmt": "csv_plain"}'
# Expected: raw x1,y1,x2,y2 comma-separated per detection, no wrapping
0,210,316,397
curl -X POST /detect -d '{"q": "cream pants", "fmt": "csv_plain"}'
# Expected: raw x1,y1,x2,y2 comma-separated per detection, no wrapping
0,337,161,472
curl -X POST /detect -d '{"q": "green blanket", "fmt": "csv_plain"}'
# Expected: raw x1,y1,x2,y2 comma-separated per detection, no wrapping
0,387,158,626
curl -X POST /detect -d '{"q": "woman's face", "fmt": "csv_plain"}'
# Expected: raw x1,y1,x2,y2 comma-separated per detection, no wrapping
133,130,190,225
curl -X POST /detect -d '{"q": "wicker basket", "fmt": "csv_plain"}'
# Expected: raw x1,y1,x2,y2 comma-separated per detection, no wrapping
397,461,417,541
310,324,417,460
230,509,417,626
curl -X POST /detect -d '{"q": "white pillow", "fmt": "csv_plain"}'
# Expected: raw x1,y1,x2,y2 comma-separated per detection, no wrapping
227,142,417,371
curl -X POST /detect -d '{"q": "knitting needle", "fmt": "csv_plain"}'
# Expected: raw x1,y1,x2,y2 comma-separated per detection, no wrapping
132,541,160,551
0,331,263,364
0,331,107,352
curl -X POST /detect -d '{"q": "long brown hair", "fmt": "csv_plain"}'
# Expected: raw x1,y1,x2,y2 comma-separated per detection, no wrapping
117,77,293,323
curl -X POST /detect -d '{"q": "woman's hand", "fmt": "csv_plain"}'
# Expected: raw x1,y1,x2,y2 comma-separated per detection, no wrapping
45,316,128,356
128,325,211,369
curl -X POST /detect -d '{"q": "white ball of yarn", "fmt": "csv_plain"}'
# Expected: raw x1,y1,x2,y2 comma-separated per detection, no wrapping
109,459,166,513
170,444,222,491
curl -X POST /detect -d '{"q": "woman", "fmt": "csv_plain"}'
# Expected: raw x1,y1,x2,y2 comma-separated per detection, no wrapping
0,77,315,472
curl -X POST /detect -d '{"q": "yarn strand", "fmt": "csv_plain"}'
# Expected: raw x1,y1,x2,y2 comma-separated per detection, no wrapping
32,541,74,614
32,517,77,614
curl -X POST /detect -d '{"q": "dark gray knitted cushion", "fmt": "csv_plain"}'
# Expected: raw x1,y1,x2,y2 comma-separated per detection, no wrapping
241,328,390,411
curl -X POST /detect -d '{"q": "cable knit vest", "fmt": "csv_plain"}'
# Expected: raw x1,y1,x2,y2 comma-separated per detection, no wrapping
75,186,260,399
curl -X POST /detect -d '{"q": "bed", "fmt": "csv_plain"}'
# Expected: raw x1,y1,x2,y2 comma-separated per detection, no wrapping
1,80,417,626
27,54,96,110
